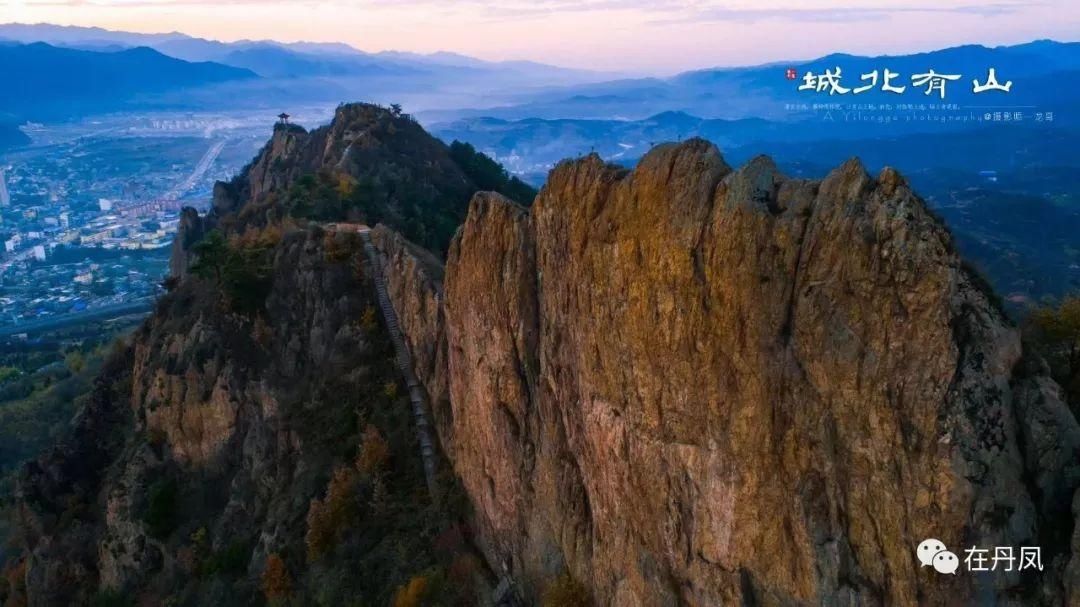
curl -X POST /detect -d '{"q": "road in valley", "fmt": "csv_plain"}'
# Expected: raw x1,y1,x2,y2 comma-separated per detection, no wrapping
163,139,228,201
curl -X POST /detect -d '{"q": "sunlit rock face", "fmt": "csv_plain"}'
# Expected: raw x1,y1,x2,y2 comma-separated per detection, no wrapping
381,139,1080,605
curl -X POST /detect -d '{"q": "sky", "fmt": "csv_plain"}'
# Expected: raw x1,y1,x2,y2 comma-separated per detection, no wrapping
2,0,1078,73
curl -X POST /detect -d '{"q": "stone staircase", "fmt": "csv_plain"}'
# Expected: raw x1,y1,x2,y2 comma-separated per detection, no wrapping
355,227,440,501
346,224,523,605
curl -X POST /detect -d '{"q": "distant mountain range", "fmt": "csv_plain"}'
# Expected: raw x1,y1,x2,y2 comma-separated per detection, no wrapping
0,23,622,132
1,22,1078,163
0,23,613,85
432,106,1078,182
423,39,1080,122
0,42,255,122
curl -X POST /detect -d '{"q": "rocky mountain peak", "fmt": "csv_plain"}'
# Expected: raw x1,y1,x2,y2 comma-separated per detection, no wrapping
377,138,1080,604
173,102,535,264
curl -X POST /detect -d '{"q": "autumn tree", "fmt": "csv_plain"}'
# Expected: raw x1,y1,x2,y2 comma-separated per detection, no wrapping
359,306,378,331
392,575,430,607
304,498,332,562
356,424,390,475
305,466,358,561
261,553,293,604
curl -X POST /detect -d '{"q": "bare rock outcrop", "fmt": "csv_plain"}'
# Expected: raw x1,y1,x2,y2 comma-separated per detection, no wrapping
168,207,204,279
375,139,1080,604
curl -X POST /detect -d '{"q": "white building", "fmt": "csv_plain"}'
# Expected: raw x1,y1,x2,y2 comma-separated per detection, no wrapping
98,199,113,212
4,234,21,252
31,245,45,261
0,169,9,207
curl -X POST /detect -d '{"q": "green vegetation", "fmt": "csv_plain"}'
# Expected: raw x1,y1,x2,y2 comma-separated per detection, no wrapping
280,167,466,254
255,104,536,255
961,259,1007,318
0,333,126,491
90,588,134,607
199,540,252,578
1027,295,1080,412
286,173,348,221
449,140,537,205
281,298,480,607
144,477,180,539
190,228,277,315
189,229,228,283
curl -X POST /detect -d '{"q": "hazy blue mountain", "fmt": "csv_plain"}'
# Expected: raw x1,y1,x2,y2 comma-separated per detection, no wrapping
156,39,611,87
427,40,1080,122
216,44,414,78
0,24,365,64
151,38,366,64
0,22,611,88
433,112,788,178
374,49,617,82
432,106,1080,180
148,37,240,62
0,42,256,121
674,41,1080,111
0,22,186,46
0,23,376,59
375,50,494,68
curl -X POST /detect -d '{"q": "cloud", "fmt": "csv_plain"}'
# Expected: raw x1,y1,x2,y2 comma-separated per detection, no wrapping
0,0,1046,21
648,2,1036,25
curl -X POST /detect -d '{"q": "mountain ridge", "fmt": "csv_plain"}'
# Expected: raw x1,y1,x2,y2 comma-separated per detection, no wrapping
0,22,610,83
0,41,256,121
422,38,1080,123
5,103,1080,606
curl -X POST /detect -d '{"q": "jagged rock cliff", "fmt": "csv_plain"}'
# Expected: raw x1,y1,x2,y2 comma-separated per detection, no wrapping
9,102,1080,606
378,139,1080,605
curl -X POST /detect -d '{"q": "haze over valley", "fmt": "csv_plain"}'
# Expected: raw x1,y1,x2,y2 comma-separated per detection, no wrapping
2,24,1078,332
